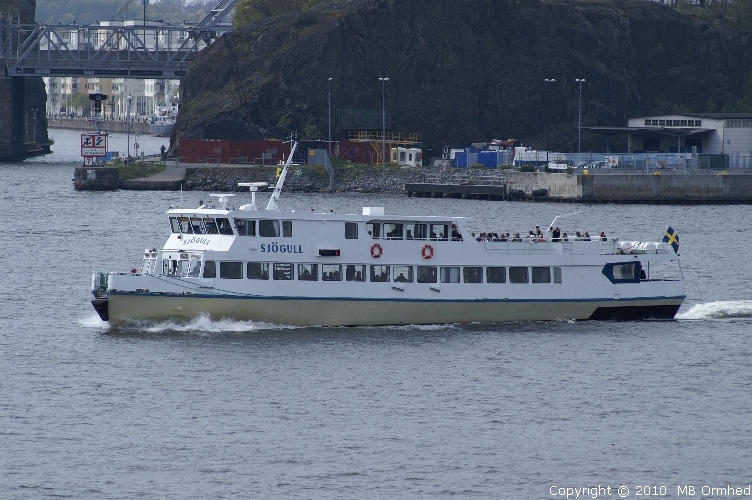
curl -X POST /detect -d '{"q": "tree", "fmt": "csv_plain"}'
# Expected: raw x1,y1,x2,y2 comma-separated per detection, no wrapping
234,0,321,28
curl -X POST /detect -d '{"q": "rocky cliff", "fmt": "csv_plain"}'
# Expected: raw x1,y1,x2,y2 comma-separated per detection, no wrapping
175,0,752,155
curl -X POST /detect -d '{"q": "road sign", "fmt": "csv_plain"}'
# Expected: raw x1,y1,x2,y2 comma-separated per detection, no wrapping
84,157,95,165
81,133,107,157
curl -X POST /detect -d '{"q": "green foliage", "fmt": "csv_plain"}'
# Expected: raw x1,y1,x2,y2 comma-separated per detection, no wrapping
36,0,216,26
118,161,166,180
234,0,322,28
302,124,321,140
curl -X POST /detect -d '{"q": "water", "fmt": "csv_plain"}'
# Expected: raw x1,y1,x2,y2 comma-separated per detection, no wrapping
2,131,751,498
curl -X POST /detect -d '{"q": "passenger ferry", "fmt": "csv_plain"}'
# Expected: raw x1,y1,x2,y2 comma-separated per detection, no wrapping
91,143,685,326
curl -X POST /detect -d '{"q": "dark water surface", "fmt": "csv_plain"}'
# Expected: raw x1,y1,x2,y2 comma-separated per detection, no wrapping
1,130,751,498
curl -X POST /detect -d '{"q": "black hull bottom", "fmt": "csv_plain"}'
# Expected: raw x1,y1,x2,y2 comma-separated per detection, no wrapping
91,298,109,321
587,303,681,321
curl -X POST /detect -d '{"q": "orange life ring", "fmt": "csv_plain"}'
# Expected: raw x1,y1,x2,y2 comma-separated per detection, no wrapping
421,244,434,259
371,243,383,258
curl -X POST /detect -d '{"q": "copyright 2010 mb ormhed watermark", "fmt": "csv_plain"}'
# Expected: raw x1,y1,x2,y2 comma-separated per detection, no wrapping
549,484,752,498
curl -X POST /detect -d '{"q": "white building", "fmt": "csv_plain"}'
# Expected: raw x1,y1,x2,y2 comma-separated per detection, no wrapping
590,113,752,155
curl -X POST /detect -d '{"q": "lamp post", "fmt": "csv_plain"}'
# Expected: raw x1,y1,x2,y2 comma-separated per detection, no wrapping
379,77,389,165
544,78,556,164
328,77,333,156
126,94,132,163
575,78,585,153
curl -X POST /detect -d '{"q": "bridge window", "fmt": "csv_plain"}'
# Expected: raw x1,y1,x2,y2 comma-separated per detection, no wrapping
177,217,193,234
260,220,280,237
235,219,256,236
190,217,204,234
203,218,218,234
216,218,234,235
431,224,449,241
247,262,268,280
486,267,506,283
417,266,437,283
283,220,293,237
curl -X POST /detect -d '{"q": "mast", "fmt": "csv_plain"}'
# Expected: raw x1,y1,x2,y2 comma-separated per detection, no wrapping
265,140,298,211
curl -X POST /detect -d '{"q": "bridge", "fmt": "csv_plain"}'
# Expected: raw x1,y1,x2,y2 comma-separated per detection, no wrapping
0,0,234,159
1,0,234,78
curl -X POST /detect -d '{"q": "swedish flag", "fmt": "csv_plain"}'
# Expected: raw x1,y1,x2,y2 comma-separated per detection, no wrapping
663,227,679,253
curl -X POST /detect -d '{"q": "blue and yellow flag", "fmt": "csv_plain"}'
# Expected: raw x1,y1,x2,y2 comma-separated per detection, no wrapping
663,227,679,253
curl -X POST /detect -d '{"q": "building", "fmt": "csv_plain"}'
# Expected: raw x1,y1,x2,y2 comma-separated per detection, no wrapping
589,113,752,155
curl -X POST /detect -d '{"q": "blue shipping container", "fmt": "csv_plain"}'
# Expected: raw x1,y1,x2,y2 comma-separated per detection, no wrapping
478,151,498,168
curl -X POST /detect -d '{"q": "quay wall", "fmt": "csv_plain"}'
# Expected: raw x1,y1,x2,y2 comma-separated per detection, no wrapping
48,117,151,134
507,172,582,199
581,173,752,202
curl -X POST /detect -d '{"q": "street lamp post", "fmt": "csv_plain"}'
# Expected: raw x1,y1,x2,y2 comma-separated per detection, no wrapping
126,94,132,163
379,77,389,165
575,78,585,154
328,77,333,156
544,79,556,164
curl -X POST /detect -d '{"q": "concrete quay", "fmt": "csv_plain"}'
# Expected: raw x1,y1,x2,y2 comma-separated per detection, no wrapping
406,170,752,204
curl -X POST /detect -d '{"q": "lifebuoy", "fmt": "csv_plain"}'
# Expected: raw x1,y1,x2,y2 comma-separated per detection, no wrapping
371,243,383,258
421,244,434,259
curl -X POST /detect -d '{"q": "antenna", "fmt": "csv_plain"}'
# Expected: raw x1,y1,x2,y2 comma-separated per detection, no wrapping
266,137,298,211
209,193,235,210
548,211,581,233
238,182,269,210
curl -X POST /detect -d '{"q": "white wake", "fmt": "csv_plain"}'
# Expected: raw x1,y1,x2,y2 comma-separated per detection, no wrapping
676,300,752,320
79,313,298,333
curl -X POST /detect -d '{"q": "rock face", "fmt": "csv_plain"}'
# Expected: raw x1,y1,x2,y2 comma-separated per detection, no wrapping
175,0,752,155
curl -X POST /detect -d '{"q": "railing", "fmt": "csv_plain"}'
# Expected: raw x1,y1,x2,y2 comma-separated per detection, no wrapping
425,169,506,186
348,130,421,143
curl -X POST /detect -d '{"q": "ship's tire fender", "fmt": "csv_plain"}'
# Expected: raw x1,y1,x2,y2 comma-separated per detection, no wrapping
421,244,434,259
371,243,383,258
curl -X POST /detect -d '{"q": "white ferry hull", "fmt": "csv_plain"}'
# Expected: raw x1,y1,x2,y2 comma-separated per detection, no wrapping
150,123,174,137
103,293,684,326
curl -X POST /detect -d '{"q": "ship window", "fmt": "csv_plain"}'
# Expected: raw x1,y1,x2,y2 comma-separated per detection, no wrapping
658,120,666,126
393,265,413,283
553,267,562,283
178,217,193,234
644,119,650,126
169,217,180,233
273,263,293,280
322,264,341,281
220,261,243,279
365,222,381,239
259,220,280,237
370,265,390,282
384,223,403,239
417,266,437,283
532,267,551,283
142,258,155,275
431,224,449,241
190,217,205,234
463,267,483,283
346,264,366,281
247,262,269,280
602,262,640,283
509,267,528,283
283,220,292,237
216,218,234,235
203,218,218,234
177,259,191,276
235,219,256,236
407,223,427,240
298,263,318,281
345,222,358,239
440,267,460,283
486,267,506,283
203,260,216,278
187,260,201,277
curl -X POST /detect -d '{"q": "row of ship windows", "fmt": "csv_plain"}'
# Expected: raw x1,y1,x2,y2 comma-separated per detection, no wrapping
644,119,702,127
169,217,462,242
192,261,563,284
